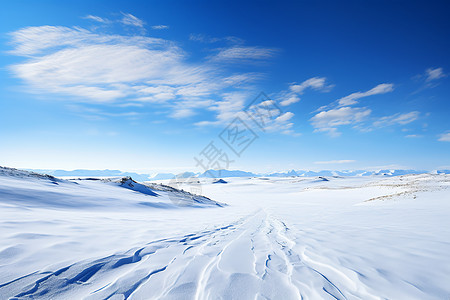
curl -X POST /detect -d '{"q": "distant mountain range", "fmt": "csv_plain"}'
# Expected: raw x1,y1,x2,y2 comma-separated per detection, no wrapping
26,168,450,181
27,169,152,182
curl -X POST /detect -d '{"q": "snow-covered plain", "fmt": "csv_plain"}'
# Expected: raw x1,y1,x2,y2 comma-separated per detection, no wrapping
0,167,450,299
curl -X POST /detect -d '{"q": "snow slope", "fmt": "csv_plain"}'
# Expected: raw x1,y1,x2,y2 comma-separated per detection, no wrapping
1,168,450,299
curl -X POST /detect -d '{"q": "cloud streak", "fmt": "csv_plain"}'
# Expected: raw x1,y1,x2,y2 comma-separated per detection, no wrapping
314,160,356,164
438,132,450,142
425,67,446,82
83,15,109,23
290,77,333,94
120,13,145,27
189,34,243,44
413,67,447,92
336,83,394,107
373,111,420,127
152,25,169,30
209,46,277,63
279,77,333,107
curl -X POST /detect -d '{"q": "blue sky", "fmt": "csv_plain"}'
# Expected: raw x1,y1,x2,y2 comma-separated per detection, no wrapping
0,0,449,173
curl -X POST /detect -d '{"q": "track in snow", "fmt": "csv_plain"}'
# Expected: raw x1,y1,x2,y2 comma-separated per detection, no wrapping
0,210,381,300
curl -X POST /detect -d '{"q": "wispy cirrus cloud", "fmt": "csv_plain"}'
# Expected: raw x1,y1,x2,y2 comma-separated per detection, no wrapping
8,19,288,128
120,12,145,27
265,111,298,136
152,25,169,30
290,77,333,94
84,13,165,30
405,134,423,138
195,92,248,126
425,67,446,82
373,111,420,127
67,104,144,121
209,46,278,63
8,25,165,56
189,33,243,44
413,67,447,92
336,83,394,107
8,26,250,102
9,26,185,102
279,95,300,106
313,83,394,114
279,77,333,106
83,15,109,23
438,132,450,142
314,159,356,164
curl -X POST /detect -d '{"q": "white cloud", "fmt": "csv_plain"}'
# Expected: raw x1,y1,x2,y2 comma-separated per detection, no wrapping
438,132,450,142
68,105,143,120
412,67,446,92
120,13,145,27
310,106,371,137
426,67,446,81
84,14,168,30
290,77,332,94
313,127,341,137
310,83,400,136
195,92,248,126
83,15,109,23
152,25,169,30
274,111,294,123
189,34,218,43
8,26,265,113
280,95,300,106
134,85,177,102
311,108,419,137
213,92,247,122
373,111,420,127
171,108,195,118
8,20,300,134
405,134,423,138
13,44,183,85
337,83,394,107
209,46,277,63
196,94,298,136
118,102,144,108
314,160,356,164
279,77,332,107
8,23,281,129
8,25,165,56
264,112,298,136
189,34,243,44
10,40,189,102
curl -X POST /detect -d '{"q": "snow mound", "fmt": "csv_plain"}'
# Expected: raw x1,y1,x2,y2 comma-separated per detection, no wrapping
213,179,228,184
114,177,159,197
144,181,224,207
0,166,61,183
0,167,222,209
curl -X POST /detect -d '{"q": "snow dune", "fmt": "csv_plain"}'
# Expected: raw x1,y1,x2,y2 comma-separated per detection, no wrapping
0,167,449,299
